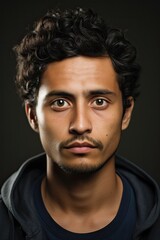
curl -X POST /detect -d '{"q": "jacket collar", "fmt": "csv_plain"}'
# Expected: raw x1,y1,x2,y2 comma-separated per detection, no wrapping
116,155,160,238
1,153,160,238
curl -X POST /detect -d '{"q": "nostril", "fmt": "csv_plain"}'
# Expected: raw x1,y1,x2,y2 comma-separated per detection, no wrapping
69,127,92,135
69,126,92,135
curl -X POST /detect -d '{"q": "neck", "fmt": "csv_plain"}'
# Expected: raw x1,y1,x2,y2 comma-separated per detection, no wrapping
41,156,123,216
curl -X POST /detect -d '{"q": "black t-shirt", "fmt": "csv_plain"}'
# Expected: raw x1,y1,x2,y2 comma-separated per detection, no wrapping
34,174,137,240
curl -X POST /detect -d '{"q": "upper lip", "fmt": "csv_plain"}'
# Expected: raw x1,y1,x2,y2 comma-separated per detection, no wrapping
64,141,96,149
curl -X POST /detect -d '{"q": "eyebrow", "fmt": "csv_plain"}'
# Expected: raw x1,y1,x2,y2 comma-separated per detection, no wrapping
88,90,116,96
45,91,73,100
44,89,116,100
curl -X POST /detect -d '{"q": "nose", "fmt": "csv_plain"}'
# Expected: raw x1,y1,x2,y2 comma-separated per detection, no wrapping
69,103,92,135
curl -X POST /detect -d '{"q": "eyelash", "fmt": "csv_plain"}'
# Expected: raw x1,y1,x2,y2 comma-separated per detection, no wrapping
50,98,109,111
50,99,70,111
91,98,109,109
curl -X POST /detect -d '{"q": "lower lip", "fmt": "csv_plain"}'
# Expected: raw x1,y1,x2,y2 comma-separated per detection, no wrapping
65,147,95,154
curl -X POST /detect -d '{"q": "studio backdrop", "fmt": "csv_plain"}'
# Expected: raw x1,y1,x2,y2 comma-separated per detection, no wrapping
1,0,160,187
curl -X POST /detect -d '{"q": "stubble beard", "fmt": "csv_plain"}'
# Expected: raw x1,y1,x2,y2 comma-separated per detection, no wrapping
56,154,113,176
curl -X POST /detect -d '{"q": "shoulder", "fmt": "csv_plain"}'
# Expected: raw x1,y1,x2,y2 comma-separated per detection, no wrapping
0,197,13,239
0,197,12,224
144,215,160,239
0,197,25,239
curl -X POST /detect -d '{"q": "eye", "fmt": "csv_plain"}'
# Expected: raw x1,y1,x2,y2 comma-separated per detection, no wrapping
51,99,70,111
91,98,108,109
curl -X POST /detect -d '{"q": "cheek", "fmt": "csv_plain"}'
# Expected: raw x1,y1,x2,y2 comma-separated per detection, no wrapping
38,122,60,158
37,112,69,150
37,109,65,134
96,113,122,145
96,112,122,133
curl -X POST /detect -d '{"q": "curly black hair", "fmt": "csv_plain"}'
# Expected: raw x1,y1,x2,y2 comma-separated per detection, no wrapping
14,7,140,109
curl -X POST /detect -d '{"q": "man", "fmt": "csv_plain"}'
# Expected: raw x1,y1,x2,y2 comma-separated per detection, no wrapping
0,7,160,240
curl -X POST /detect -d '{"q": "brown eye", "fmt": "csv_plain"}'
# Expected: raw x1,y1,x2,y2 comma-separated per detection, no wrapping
95,99,105,105
51,99,70,111
54,99,66,107
91,98,108,110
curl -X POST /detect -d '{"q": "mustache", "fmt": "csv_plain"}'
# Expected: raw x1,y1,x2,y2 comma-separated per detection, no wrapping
59,135,103,150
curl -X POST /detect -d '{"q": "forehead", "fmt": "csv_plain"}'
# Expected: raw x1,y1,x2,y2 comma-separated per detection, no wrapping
40,56,120,95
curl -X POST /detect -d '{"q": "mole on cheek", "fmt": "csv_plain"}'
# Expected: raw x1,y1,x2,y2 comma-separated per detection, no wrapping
106,134,108,136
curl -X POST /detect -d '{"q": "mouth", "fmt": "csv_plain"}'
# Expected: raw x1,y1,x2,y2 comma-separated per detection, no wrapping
64,141,97,154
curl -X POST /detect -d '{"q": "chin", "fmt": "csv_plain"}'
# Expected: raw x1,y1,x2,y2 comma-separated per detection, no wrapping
58,160,108,176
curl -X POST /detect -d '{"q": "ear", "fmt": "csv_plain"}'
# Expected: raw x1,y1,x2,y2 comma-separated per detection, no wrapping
121,97,134,131
25,102,39,133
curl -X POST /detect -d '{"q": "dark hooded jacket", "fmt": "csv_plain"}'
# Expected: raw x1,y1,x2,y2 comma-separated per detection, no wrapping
0,153,160,239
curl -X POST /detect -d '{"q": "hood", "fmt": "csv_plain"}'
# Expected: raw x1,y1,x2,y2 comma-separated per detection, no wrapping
1,153,46,239
1,153,160,239
116,155,160,238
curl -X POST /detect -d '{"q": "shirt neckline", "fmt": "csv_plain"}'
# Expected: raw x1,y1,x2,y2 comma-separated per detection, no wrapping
34,174,132,240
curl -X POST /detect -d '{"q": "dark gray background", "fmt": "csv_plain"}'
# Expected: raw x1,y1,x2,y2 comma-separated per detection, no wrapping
1,0,160,187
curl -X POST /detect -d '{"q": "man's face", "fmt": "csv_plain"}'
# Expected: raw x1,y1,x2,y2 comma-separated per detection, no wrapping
26,56,133,174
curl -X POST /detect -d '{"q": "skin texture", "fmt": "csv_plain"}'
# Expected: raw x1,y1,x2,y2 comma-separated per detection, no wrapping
26,56,134,233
